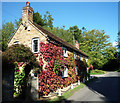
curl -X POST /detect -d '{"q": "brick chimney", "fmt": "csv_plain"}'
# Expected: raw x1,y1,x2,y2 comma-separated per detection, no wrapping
22,1,33,23
75,40,79,49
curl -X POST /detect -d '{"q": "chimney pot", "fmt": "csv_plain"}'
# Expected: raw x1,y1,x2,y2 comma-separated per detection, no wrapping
26,1,30,6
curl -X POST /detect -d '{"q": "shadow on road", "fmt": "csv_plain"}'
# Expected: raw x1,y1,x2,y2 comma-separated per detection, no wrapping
86,76,120,102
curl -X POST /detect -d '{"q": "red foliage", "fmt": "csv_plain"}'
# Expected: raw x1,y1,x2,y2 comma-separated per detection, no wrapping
38,42,67,96
38,69,64,95
38,42,87,96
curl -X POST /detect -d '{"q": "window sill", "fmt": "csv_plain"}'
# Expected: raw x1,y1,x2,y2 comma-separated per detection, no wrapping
33,51,39,54
63,55,68,58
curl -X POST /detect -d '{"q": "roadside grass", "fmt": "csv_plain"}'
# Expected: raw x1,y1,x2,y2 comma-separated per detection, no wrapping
48,77,97,103
48,83,85,102
115,69,120,72
90,69,106,75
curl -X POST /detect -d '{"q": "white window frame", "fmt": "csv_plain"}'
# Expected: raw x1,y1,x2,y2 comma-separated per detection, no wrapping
74,52,77,60
63,67,68,77
79,54,82,61
32,37,39,53
63,47,68,57
75,66,78,75
13,41,20,45
85,57,88,62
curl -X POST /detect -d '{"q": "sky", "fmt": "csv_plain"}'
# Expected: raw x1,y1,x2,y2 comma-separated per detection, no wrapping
1,1,119,46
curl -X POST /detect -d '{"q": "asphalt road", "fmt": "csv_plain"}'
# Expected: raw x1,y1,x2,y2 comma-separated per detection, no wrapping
67,72,120,102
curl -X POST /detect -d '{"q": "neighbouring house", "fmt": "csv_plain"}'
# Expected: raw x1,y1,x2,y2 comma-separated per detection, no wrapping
7,2,89,100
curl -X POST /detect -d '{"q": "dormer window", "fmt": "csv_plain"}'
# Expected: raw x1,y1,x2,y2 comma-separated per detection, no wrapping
74,52,77,60
63,47,68,57
32,37,39,53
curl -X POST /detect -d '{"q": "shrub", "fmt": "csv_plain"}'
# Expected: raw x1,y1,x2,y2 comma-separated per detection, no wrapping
2,44,38,97
3,44,36,64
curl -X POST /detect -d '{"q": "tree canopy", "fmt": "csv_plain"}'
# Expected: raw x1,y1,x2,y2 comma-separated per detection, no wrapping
1,22,15,51
33,11,54,29
79,29,117,68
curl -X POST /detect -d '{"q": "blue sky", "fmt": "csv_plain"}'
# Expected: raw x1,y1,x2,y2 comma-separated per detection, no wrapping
2,2,118,45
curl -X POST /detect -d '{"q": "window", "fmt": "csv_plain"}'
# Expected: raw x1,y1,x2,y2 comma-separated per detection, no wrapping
85,57,88,62
32,38,39,53
13,41,20,45
79,54,82,61
74,52,77,60
62,47,68,57
63,67,68,77
75,66,78,75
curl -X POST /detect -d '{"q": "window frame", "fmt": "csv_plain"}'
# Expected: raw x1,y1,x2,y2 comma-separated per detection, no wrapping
75,66,78,75
79,54,82,61
32,37,39,53
85,57,88,62
63,66,68,77
74,52,77,60
62,47,68,57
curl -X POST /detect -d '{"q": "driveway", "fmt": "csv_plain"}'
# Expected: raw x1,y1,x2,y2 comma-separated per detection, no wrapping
67,72,120,102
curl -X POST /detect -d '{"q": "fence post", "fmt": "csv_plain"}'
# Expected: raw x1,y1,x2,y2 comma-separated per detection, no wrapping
58,89,61,96
71,83,73,89
78,80,80,85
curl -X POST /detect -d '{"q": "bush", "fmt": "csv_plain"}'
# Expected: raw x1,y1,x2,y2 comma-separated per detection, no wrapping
2,44,36,64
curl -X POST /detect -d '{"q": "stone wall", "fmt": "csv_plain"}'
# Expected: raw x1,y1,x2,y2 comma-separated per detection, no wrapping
8,22,47,51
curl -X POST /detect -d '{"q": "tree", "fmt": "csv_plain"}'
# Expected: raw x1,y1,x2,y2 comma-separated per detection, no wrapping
33,11,45,26
1,18,22,51
2,22,15,51
118,32,120,54
33,11,54,29
68,25,82,43
0,29,2,50
14,18,22,29
43,11,54,29
79,29,117,69
43,26,74,45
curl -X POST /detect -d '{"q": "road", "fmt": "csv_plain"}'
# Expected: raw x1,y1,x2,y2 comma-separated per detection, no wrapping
67,72,120,102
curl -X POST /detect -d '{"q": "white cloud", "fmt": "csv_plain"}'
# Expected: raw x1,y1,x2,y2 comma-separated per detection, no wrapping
112,41,118,47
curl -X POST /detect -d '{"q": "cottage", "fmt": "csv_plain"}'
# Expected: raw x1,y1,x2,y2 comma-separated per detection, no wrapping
8,1,88,66
8,2,89,100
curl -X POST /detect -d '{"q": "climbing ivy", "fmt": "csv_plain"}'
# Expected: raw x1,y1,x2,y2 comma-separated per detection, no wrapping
14,62,25,96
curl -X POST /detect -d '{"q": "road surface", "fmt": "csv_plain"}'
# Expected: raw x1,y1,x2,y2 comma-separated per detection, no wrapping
67,72,120,102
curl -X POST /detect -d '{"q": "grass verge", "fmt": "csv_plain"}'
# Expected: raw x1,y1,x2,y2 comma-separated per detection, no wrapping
115,69,120,72
48,77,97,102
90,69,106,75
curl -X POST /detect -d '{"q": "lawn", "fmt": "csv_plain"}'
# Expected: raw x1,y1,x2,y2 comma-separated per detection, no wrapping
90,69,106,75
